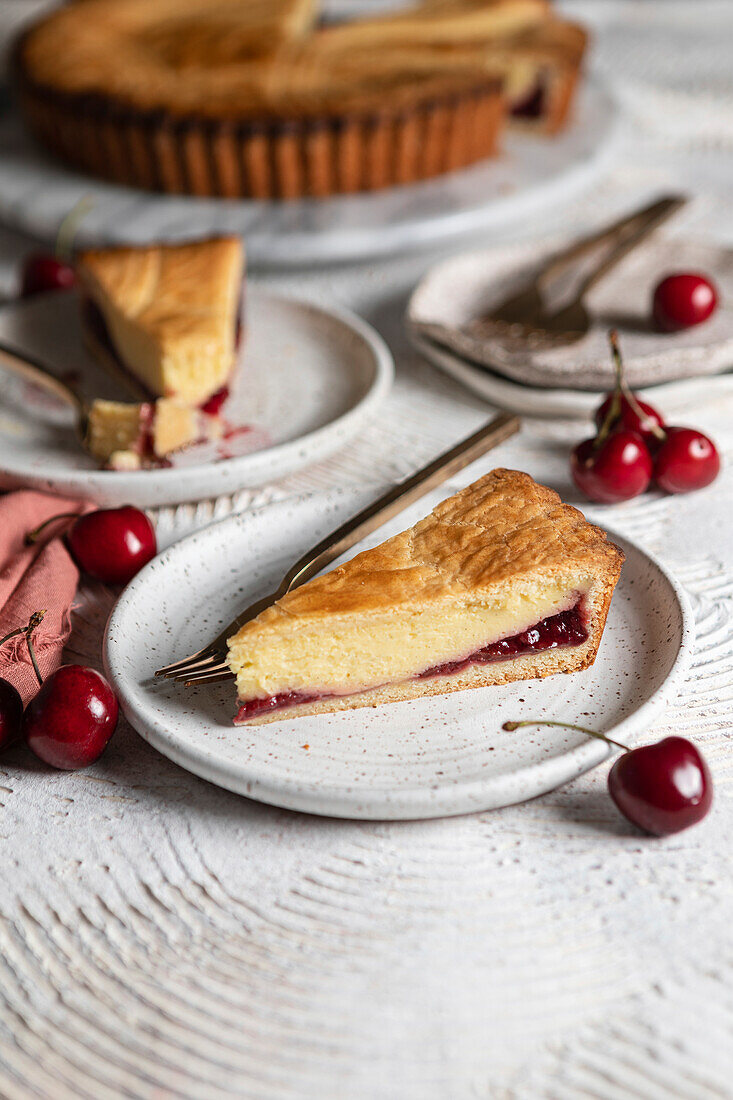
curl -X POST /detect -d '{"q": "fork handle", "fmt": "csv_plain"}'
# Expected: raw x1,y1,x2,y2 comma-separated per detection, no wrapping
536,194,687,294
573,196,687,302
160,413,520,678
0,340,87,415
280,412,520,593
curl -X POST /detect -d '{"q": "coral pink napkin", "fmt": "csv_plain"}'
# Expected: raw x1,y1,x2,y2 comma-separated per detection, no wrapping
0,491,87,704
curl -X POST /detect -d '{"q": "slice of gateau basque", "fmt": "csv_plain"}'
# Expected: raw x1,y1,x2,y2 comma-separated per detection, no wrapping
227,469,624,725
77,236,245,407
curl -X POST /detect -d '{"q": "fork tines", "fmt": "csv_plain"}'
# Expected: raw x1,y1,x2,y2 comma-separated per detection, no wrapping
156,649,224,678
158,656,232,683
182,667,233,686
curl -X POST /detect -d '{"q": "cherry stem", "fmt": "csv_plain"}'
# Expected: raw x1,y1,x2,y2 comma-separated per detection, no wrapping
24,512,78,546
591,330,625,455
25,610,46,687
0,609,46,687
502,718,630,753
608,330,666,443
55,195,94,263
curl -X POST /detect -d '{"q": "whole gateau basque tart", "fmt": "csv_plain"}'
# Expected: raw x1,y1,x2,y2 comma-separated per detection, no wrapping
14,0,586,200
227,469,623,724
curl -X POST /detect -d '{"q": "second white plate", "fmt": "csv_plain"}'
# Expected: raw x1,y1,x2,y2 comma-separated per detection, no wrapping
0,288,393,506
104,487,693,820
409,327,733,420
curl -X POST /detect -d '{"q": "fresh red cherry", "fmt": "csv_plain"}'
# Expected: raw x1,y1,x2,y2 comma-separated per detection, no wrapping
594,393,665,451
0,679,24,751
654,426,720,494
24,664,119,770
19,199,94,299
608,736,712,836
67,506,156,585
0,610,48,750
653,273,718,332
21,253,76,297
503,721,713,837
571,431,653,504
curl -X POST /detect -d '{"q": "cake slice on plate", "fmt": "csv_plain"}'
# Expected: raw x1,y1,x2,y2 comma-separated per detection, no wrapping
227,469,623,725
77,236,245,407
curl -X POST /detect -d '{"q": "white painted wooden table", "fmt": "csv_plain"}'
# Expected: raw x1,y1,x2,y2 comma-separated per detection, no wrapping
1,3,733,1097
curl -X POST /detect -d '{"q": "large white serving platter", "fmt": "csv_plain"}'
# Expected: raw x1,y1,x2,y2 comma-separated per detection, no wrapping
0,81,620,266
104,487,693,820
0,288,392,506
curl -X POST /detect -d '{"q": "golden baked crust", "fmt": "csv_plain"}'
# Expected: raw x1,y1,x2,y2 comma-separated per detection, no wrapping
13,0,585,197
324,16,586,134
77,236,244,404
78,236,243,331
245,469,622,623
228,470,624,721
17,0,506,119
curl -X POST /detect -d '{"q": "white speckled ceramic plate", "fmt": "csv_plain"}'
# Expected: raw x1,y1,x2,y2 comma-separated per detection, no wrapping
104,486,693,820
408,326,733,420
0,288,392,506
0,81,619,265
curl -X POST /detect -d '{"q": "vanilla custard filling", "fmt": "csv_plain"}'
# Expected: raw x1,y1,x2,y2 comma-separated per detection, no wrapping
229,580,590,702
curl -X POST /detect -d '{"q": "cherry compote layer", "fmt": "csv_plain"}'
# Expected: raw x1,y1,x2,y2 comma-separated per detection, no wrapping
234,603,587,723
418,604,587,678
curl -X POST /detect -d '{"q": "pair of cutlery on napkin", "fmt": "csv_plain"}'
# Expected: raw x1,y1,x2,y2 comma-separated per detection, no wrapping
415,195,687,354
408,195,733,391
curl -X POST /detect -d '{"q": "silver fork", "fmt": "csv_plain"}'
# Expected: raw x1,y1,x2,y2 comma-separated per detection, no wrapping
155,412,520,685
414,194,687,354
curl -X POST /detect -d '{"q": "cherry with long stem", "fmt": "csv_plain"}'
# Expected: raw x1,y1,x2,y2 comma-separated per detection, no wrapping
25,506,157,586
20,197,94,298
502,717,713,836
0,611,46,750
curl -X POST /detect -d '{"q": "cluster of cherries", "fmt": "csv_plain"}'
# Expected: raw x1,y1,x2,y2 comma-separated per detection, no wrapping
559,275,719,833
0,505,156,770
572,328,720,504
